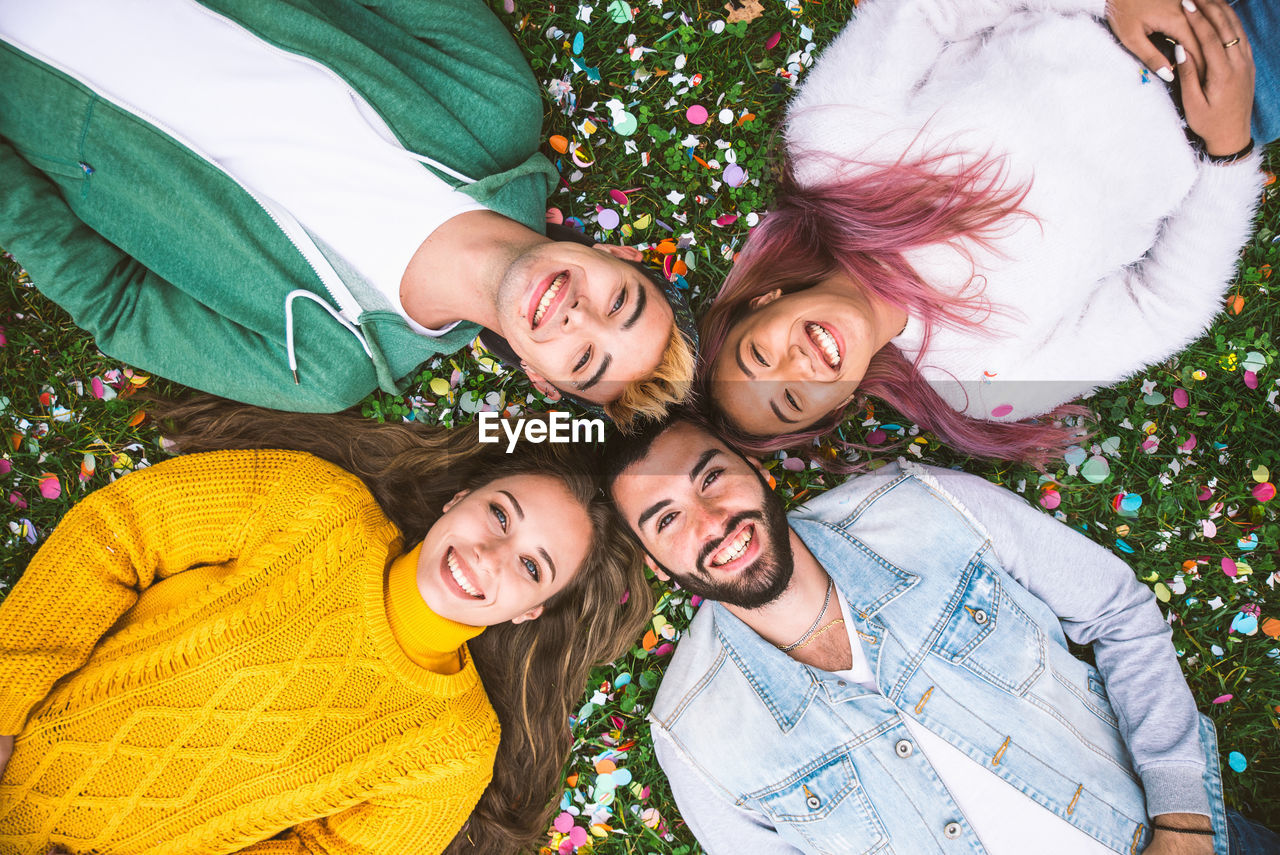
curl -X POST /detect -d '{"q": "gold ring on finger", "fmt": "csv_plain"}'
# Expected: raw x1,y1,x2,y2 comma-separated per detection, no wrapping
1222,37,1241,48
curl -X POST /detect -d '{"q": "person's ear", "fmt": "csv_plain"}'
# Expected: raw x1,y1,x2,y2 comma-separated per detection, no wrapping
443,489,471,513
748,289,783,310
511,604,545,624
520,361,563,402
593,243,645,262
643,553,671,582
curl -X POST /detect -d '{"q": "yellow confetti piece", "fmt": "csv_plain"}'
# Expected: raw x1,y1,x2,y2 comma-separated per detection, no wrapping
1252,465,1270,483
1116,524,1130,537
633,213,652,229
1154,582,1171,603
429,377,450,396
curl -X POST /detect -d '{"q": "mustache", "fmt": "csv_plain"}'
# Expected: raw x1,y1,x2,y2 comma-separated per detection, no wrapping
697,510,764,572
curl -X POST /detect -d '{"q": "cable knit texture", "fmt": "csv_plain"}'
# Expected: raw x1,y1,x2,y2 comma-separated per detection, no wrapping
787,0,1265,420
0,450,500,855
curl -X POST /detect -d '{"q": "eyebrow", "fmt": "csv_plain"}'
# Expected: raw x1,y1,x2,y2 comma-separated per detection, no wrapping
689,448,720,482
539,547,557,582
623,281,647,330
499,490,524,519
735,342,756,380
637,498,671,531
577,353,613,392
770,401,801,424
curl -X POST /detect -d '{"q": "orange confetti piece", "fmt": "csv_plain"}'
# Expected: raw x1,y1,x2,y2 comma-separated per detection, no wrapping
656,239,678,255
1227,294,1245,314
127,409,147,428
1264,171,1276,187
9,433,20,452
641,629,658,651
549,135,570,154
692,154,711,169
595,759,617,774
565,773,579,787
735,112,757,126
1261,617,1280,638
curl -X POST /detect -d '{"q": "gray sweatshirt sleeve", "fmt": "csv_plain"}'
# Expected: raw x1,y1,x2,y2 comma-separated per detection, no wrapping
652,725,807,855
923,466,1209,818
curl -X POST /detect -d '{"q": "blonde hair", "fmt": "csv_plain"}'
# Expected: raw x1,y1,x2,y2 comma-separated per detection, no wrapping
605,324,697,430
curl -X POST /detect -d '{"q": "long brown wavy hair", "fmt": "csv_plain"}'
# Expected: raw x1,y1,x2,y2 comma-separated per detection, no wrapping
150,396,653,854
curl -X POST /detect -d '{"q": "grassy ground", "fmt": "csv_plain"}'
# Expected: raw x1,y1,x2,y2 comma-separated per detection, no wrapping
2,0,1278,853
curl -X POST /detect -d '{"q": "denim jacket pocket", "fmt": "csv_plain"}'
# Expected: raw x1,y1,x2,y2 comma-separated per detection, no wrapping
931,560,1046,696
753,753,888,855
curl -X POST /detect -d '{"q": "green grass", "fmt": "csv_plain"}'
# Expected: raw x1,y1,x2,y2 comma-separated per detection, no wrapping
2,1,1279,852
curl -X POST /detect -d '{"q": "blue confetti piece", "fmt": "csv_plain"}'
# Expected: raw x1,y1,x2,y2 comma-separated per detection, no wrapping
572,31,584,54
1115,538,1135,554
1228,751,1247,773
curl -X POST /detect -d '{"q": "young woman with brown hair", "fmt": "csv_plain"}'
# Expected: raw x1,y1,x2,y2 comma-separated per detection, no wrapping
0,399,652,855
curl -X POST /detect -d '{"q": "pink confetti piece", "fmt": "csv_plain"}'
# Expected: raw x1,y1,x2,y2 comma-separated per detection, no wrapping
1172,387,1189,408
1243,371,1258,389
990,403,1014,418
0,459,9,475
1253,482,1276,502
554,813,575,834
714,213,739,227
8,491,27,510
1211,694,1233,704
38,473,61,500
608,189,629,206
1197,486,1213,500
1203,519,1217,538
685,104,708,124
1222,557,1237,577
1039,490,1061,510
866,429,887,445
1179,433,1197,453
654,642,675,656
568,826,588,847
765,30,781,49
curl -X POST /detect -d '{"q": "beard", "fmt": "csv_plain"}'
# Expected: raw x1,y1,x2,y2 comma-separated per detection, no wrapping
662,477,794,609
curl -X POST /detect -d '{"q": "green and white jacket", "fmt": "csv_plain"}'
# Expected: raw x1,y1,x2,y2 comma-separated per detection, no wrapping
0,0,558,411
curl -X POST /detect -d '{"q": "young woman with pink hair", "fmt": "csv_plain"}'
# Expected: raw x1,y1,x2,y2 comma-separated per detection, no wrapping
700,0,1273,463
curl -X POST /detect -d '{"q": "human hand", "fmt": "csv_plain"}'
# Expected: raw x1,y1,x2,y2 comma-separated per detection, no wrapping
1142,814,1216,855
1176,0,1255,156
1106,0,1203,83
0,734,12,781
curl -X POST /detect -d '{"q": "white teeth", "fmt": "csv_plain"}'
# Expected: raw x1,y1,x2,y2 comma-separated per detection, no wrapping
806,322,841,369
447,549,483,598
533,273,567,326
712,527,753,567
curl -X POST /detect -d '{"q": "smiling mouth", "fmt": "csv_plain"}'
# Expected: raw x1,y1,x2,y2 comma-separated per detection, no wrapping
446,547,484,600
710,524,753,567
532,272,568,329
805,321,842,370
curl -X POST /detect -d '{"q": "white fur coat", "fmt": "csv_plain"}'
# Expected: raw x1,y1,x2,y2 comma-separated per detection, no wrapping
786,0,1263,420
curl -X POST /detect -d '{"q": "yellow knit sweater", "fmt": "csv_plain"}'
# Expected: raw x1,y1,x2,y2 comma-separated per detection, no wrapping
0,450,500,855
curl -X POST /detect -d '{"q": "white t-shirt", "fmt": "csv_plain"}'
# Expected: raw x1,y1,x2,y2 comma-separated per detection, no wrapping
831,587,1114,855
1,0,485,336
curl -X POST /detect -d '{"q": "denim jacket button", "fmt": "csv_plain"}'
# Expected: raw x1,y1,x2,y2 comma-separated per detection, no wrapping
944,821,963,839
972,609,989,625
806,794,822,810
894,739,914,758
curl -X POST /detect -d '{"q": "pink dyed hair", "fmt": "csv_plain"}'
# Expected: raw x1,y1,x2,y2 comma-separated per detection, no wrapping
697,149,1086,466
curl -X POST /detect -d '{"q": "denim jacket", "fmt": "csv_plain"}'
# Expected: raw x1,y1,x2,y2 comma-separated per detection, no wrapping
650,463,1228,855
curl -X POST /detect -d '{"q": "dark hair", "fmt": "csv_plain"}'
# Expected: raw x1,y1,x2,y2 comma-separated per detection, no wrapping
149,396,654,854
600,406,715,492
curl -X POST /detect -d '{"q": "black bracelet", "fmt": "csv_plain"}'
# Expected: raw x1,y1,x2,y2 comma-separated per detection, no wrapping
1153,823,1216,837
1205,138,1256,164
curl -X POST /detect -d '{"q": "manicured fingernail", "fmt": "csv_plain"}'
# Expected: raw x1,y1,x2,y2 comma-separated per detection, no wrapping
1157,66,1176,82
1181,0,1196,11
1174,44,1187,63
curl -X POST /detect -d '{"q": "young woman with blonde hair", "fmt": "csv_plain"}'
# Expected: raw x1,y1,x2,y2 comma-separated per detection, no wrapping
0,399,652,855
